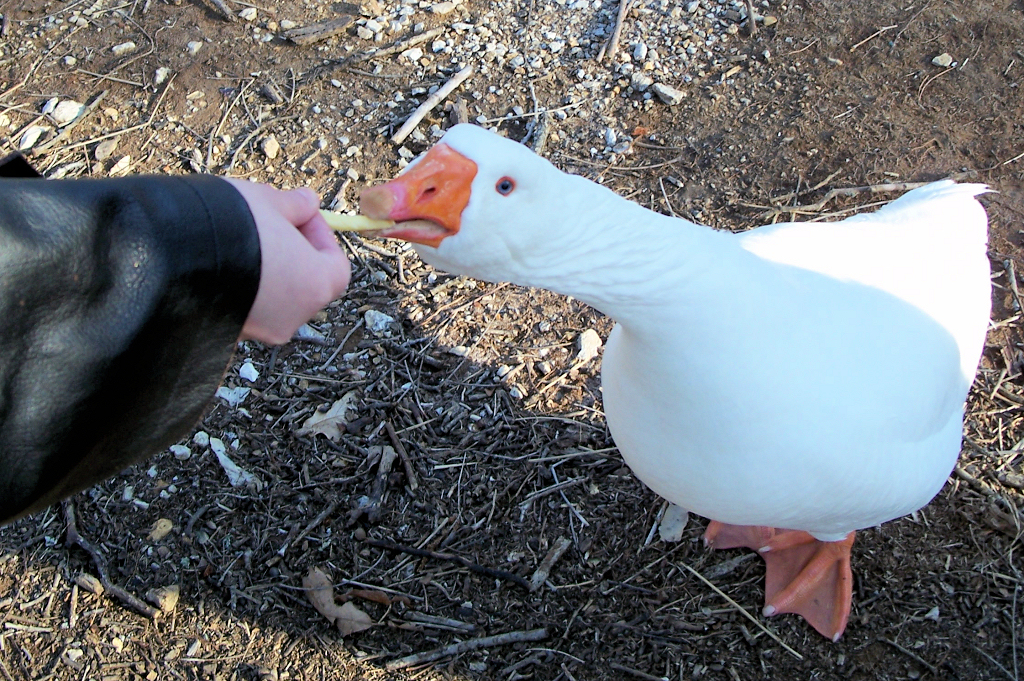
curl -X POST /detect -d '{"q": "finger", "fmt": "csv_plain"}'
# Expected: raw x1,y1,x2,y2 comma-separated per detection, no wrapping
298,213,343,253
275,186,321,227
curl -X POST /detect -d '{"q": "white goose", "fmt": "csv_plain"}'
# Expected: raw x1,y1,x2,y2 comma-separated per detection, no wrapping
359,124,991,640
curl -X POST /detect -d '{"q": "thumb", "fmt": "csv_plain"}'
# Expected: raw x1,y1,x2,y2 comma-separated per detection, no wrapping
276,186,321,227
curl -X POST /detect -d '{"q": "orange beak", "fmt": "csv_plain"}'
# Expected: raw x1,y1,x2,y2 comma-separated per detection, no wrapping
359,143,478,248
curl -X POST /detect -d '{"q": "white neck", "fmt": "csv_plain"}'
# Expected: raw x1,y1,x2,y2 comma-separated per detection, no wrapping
509,181,731,329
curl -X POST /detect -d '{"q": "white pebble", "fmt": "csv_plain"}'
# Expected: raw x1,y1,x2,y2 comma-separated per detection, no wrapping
112,41,137,56
239,360,259,382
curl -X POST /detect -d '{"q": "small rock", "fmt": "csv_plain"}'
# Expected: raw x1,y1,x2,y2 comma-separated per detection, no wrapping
193,431,210,447
18,125,49,150
356,26,374,40
38,98,55,115
652,82,685,105
148,518,174,542
238,6,257,21
604,128,617,147
630,72,653,91
364,18,383,32
216,386,250,407
575,329,603,363
169,444,191,460
64,55,78,66
633,41,648,62
658,504,690,542
685,0,699,12
94,138,118,161
146,585,180,615
154,66,172,85
763,15,778,27
75,573,104,595
431,1,458,14
186,41,203,56
432,39,446,52
279,19,297,30
111,41,136,56
924,606,940,621
109,155,131,176
261,135,280,159
400,47,423,62
295,324,326,342
239,360,259,382
364,309,395,335
932,52,953,68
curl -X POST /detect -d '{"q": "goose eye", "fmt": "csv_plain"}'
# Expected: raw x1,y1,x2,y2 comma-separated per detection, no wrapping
495,177,515,196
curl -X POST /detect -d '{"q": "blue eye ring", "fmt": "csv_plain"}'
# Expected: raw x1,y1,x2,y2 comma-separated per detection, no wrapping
496,177,515,196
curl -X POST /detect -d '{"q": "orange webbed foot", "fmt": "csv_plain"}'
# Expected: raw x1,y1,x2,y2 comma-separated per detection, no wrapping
704,522,855,641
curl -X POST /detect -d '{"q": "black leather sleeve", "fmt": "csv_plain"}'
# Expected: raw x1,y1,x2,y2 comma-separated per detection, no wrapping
0,173,261,524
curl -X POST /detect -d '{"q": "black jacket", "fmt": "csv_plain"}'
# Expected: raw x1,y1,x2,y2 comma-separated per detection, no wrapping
0,159,261,524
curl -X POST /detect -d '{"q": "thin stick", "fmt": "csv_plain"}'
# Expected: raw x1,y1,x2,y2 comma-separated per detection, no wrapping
530,536,572,591
208,0,237,21
63,501,160,619
391,64,473,144
277,500,338,557
609,663,668,681
75,69,144,87
385,628,548,670
597,0,631,62
880,639,938,676
745,0,757,36
676,561,803,660
365,537,532,590
346,27,444,65
367,446,399,523
971,644,1017,681
385,421,419,492
849,24,897,52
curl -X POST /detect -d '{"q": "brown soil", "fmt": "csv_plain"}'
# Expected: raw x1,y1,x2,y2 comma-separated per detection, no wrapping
1,0,1023,680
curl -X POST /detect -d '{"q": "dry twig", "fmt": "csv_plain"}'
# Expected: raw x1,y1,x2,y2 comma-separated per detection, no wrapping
849,24,897,52
365,537,532,590
385,628,548,670
392,64,473,145
385,421,419,492
530,536,573,591
63,502,160,619
677,561,803,660
597,0,631,62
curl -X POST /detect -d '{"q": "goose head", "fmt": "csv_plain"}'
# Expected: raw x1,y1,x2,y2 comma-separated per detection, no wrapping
360,123,603,286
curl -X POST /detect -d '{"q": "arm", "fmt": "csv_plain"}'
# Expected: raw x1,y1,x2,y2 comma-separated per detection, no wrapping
0,172,348,524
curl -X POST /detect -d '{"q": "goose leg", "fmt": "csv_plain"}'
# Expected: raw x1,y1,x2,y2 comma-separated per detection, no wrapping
704,522,855,641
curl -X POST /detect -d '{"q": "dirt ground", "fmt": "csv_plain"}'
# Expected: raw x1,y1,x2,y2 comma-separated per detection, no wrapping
1,0,1023,679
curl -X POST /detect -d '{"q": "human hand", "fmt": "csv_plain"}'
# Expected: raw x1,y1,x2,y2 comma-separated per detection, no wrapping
225,179,352,345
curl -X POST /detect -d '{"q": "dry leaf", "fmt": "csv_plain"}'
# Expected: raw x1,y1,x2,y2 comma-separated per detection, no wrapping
303,567,373,635
344,588,411,607
297,392,357,441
